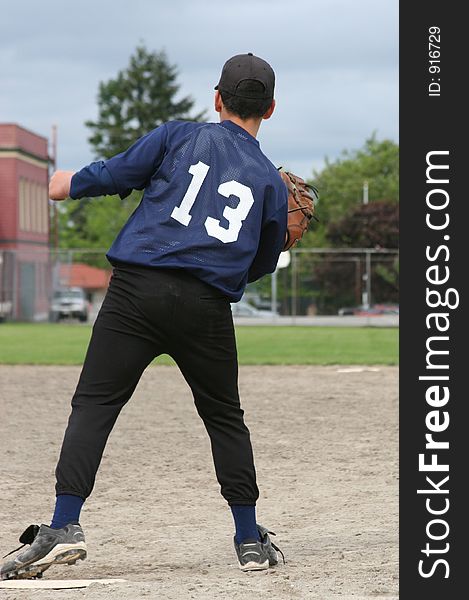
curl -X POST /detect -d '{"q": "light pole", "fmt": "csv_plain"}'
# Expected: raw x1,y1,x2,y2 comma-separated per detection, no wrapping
362,250,372,310
363,180,369,205
362,180,371,308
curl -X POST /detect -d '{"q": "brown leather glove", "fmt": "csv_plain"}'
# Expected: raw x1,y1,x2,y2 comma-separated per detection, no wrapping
279,169,318,250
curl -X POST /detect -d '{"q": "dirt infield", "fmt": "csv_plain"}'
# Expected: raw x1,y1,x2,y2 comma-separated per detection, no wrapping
0,365,398,600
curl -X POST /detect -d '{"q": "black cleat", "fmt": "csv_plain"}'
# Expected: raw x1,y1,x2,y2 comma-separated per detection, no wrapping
1,523,87,580
234,537,269,571
233,523,285,572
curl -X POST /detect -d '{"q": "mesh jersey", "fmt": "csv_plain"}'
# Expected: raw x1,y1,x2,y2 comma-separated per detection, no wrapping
70,120,288,301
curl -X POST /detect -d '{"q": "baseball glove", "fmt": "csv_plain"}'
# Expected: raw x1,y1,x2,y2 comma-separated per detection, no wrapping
279,169,319,250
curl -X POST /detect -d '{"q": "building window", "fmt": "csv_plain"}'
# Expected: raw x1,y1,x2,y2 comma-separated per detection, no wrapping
19,178,49,234
19,178,25,230
25,179,31,232
41,185,49,234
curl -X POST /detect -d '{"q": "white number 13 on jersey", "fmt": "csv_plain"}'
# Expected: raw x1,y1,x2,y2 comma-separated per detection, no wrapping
170,161,254,243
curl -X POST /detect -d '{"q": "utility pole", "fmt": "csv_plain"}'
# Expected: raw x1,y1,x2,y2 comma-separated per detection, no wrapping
362,180,371,308
51,125,58,251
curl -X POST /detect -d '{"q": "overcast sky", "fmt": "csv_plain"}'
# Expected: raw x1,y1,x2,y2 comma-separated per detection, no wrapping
1,0,398,179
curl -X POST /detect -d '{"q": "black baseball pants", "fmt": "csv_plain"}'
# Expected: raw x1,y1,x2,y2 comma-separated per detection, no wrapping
55,264,259,506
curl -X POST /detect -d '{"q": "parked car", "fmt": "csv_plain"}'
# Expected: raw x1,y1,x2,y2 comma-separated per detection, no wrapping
338,304,399,316
242,292,280,312
230,301,277,318
49,287,89,322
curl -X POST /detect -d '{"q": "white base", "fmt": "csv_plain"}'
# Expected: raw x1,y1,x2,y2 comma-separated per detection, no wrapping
0,578,126,589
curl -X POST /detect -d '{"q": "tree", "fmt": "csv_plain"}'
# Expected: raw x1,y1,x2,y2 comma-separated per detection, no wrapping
326,200,399,248
313,201,399,313
285,136,399,313
86,44,206,159
302,135,399,247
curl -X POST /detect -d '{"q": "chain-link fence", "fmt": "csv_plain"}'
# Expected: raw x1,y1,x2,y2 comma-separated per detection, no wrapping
0,247,398,322
246,248,399,317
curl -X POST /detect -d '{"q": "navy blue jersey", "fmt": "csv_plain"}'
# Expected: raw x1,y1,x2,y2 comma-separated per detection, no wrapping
70,120,288,301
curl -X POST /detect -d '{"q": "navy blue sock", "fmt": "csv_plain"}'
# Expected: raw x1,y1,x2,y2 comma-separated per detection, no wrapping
50,494,84,529
230,505,260,544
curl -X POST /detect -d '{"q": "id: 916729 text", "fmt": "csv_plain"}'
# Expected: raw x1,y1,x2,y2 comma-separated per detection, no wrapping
428,26,441,97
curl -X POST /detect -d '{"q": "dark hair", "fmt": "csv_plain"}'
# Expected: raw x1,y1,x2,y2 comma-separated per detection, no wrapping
220,80,272,120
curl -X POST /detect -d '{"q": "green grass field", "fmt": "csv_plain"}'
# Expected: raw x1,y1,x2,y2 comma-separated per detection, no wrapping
0,323,398,365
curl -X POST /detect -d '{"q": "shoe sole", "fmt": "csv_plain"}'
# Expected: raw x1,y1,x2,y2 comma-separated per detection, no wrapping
238,558,269,572
2,543,87,580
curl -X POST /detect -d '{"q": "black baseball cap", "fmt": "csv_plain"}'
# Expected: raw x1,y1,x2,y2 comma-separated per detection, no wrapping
215,53,275,99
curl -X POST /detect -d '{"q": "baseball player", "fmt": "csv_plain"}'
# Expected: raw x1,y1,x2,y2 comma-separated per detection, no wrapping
1,53,287,579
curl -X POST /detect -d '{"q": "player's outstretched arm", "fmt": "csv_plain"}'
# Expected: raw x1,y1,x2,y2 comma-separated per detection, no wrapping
64,125,169,201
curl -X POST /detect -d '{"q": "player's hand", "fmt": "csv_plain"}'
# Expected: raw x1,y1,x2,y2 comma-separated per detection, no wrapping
49,170,75,201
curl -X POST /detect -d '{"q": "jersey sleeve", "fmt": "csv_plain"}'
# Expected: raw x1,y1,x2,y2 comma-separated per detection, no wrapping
247,183,288,283
70,161,119,199
70,124,169,200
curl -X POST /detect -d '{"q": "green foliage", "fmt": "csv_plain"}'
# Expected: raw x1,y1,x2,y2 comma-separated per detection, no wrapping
375,256,399,292
326,200,399,248
312,201,399,314
286,135,400,313
304,135,399,247
86,44,206,159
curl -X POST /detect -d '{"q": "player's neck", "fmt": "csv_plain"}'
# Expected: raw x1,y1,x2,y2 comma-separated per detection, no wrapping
221,114,262,139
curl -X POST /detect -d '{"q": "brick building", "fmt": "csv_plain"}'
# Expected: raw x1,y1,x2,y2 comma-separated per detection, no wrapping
0,124,50,321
